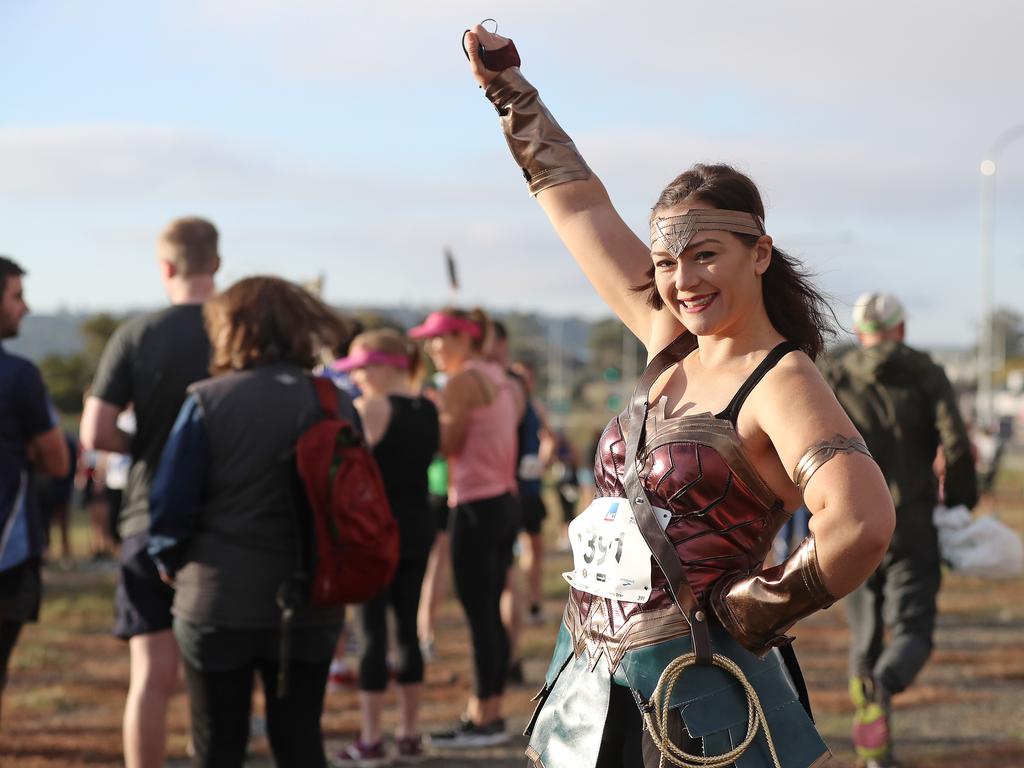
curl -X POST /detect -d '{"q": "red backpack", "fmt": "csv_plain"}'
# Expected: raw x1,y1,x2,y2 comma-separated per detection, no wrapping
295,377,399,606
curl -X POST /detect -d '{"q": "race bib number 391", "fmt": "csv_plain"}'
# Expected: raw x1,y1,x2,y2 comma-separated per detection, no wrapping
562,497,670,603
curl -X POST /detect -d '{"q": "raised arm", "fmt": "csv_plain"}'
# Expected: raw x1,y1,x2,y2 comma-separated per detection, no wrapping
464,25,661,343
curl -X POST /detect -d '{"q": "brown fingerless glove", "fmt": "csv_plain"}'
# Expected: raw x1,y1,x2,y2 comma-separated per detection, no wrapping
484,68,592,196
711,533,836,658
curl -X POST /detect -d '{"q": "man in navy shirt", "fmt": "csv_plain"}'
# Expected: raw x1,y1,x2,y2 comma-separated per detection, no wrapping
0,256,69,728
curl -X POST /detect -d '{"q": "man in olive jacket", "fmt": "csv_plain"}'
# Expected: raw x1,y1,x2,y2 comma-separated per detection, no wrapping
823,292,977,768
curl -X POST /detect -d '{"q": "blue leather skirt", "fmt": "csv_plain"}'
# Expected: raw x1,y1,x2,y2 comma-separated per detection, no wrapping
524,619,830,768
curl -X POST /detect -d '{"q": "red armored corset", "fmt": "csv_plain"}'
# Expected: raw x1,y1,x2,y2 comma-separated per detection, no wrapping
566,401,790,667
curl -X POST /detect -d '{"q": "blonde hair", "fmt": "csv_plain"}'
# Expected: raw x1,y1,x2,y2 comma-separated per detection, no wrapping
159,217,220,278
350,328,422,379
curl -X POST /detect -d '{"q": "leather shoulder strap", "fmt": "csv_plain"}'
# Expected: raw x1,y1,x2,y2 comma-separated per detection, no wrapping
621,332,714,665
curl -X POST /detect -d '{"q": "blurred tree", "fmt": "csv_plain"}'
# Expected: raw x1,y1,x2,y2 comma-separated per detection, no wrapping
586,318,645,382
38,354,91,414
80,313,121,370
38,312,125,417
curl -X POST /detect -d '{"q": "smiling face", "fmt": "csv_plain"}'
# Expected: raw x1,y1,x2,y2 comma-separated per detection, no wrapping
650,203,773,338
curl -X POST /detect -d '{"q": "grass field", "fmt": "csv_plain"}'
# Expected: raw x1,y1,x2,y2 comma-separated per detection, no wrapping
2,477,1024,767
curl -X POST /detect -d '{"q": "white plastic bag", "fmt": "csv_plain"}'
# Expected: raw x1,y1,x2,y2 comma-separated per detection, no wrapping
933,505,1024,580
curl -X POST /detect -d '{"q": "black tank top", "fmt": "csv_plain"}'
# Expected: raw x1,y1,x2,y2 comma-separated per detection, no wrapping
372,395,441,559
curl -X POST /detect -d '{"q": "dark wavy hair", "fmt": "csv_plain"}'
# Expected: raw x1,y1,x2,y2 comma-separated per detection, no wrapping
204,276,348,375
636,164,834,359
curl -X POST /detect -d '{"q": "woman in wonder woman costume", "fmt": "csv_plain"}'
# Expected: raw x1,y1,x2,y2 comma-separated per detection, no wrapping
462,24,896,768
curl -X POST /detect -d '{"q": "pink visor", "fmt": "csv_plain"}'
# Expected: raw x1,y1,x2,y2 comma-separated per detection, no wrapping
332,349,410,372
407,312,482,339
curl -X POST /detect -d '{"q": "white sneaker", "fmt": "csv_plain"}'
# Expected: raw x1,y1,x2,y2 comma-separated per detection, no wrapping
429,719,509,749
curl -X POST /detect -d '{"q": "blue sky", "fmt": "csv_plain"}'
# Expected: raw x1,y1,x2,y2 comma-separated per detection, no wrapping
2,1,1023,347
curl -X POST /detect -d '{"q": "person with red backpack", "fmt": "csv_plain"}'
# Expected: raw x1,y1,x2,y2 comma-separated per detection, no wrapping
331,328,440,765
147,276,370,768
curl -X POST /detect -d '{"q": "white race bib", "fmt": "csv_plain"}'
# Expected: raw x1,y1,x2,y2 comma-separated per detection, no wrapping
518,454,544,481
563,497,672,603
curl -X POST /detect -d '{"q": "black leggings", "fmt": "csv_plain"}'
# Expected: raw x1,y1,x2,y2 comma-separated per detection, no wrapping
450,493,520,699
359,555,429,690
183,654,331,768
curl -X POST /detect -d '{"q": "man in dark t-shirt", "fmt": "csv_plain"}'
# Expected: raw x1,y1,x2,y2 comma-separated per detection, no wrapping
80,218,219,768
0,256,70,728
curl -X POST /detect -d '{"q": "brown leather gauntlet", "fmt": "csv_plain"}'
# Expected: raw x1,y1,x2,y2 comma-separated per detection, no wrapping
484,68,592,196
711,533,836,658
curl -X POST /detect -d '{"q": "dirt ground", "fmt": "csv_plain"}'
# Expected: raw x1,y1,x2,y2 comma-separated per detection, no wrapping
2,477,1024,768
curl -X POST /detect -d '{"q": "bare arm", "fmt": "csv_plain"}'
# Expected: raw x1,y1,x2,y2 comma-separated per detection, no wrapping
536,183,659,342
756,354,894,596
28,426,70,477
80,396,132,454
710,353,895,656
465,25,665,343
438,370,484,457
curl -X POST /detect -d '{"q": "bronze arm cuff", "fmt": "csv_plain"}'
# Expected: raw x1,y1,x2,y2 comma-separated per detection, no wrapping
792,435,871,492
711,533,836,658
484,68,592,196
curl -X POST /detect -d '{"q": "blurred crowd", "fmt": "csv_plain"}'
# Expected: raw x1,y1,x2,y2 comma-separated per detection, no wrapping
0,221,593,767
0,216,1011,768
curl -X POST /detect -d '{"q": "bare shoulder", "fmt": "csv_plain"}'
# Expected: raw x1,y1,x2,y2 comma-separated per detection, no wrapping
444,368,486,407
746,349,860,460
756,350,836,409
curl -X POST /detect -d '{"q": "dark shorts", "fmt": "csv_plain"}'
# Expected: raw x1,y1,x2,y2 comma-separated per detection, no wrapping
519,493,548,535
113,532,175,640
0,560,41,691
0,559,42,624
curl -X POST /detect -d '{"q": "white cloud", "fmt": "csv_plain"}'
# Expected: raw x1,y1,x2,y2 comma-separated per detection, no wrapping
0,125,361,200
193,0,1023,127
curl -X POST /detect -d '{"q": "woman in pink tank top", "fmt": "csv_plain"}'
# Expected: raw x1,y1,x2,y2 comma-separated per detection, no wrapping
409,306,523,748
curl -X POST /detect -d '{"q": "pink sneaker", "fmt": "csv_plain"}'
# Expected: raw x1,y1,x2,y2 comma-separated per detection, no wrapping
396,734,424,763
334,739,388,767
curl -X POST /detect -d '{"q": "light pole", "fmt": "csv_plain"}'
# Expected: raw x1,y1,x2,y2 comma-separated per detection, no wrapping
978,125,1024,428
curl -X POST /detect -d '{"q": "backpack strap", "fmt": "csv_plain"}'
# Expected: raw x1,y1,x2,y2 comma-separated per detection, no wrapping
312,376,340,418
715,341,801,426
621,332,717,665
280,375,338,699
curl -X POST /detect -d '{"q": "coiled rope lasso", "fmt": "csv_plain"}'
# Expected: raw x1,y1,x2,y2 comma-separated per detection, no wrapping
641,651,782,768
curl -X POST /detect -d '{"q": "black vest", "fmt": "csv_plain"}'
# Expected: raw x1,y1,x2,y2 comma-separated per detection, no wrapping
172,363,346,628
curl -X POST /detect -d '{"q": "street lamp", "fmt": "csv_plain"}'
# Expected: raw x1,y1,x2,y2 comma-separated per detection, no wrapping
978,125,1024,428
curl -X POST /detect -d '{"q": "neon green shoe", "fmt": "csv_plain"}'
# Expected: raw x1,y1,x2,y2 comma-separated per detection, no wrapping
849,676,894,765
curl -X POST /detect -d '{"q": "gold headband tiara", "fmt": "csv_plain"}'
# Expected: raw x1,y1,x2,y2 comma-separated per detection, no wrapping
651,209,766,258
